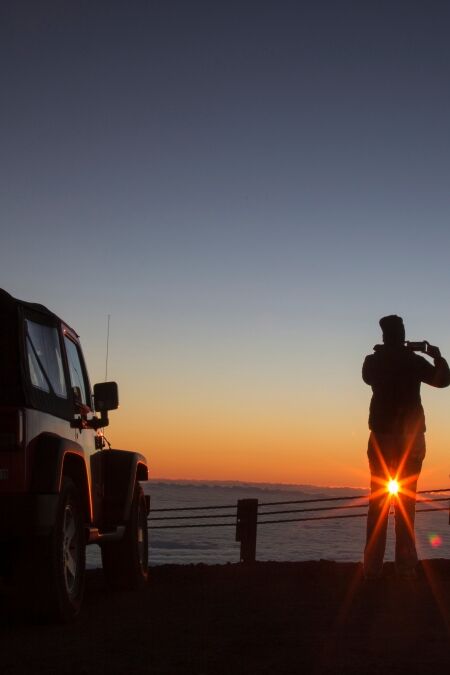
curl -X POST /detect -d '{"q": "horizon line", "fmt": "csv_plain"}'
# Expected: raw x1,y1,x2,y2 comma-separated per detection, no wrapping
147,476,369,491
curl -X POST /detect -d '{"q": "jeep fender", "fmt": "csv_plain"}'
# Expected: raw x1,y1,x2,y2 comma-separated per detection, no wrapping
90,449,148,531
29,433,91,524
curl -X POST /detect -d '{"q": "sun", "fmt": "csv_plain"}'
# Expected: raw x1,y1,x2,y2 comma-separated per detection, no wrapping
387,479,399,495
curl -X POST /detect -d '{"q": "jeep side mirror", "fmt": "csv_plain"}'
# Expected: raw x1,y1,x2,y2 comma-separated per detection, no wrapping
94,381,119,412
91,381,119,430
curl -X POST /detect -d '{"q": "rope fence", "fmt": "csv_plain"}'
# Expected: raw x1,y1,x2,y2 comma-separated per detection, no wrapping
146,487,450,562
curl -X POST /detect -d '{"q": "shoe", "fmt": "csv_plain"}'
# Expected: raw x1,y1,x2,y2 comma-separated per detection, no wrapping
363,567,382,581
364,573,383,583
396,567,417,580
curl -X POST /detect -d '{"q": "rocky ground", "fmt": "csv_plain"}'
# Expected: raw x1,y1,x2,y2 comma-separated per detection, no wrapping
1,559,449,674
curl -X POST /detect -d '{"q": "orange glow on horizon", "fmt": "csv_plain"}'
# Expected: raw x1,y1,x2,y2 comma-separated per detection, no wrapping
105,397,450,490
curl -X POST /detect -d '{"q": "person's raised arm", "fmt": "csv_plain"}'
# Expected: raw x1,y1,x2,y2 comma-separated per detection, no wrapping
420,343,450,388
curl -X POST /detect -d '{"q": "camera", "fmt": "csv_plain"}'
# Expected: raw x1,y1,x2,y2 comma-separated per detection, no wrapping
405,341,427,352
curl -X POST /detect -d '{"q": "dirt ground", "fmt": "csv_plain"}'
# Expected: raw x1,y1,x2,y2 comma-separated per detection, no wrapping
1,559,449,674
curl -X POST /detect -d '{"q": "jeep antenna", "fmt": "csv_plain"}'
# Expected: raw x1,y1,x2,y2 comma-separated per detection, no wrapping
105,314,110,381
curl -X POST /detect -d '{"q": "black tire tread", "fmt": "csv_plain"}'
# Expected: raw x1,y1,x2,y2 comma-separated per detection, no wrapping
101,484,149,590
14,477,86,622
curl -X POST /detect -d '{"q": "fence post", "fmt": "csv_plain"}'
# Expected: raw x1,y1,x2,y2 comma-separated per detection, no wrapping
236,498,258,563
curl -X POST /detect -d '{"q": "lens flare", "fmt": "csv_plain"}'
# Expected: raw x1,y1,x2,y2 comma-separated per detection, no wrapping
387,479,399,495
428,533,443,549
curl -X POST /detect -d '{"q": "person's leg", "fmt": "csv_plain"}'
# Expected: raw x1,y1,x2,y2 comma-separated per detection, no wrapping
394,476,419,574
394,434,425,575
364,474,390,577
364,433,392,578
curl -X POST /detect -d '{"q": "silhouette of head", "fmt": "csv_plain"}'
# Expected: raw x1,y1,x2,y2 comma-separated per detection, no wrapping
379,315,405,346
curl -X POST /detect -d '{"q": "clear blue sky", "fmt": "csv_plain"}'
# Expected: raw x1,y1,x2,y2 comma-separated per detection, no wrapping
2,1,450,485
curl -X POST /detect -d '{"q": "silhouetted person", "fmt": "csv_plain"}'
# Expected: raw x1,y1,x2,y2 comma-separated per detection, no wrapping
362,315,450,579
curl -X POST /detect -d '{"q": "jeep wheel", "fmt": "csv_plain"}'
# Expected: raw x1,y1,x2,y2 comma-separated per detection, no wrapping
101,484,149,590
28,477,86,621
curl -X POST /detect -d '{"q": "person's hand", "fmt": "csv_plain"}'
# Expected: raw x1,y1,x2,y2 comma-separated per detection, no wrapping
425,342,441,359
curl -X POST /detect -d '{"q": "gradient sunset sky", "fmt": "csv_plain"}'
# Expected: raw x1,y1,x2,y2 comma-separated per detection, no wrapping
2,1,450,488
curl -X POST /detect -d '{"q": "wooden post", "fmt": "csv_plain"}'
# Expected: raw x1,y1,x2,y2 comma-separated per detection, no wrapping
236,498,258,563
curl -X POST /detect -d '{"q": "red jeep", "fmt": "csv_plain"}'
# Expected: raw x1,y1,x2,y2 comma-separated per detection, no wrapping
0,289,149,621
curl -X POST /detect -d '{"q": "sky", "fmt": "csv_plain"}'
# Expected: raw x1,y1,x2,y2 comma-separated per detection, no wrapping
1,0,450,488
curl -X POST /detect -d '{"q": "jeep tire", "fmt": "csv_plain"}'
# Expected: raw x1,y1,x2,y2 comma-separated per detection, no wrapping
101,484,148,590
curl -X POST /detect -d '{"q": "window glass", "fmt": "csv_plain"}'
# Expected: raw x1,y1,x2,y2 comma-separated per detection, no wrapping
26,320,67,397
64,336,89,406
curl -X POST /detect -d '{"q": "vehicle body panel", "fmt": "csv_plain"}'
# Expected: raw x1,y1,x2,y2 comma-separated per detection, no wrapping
0,288,148,546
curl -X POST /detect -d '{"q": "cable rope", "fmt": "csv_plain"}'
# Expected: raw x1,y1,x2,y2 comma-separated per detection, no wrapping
149,487,449,513
147,503,448,529
148,496,448,521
